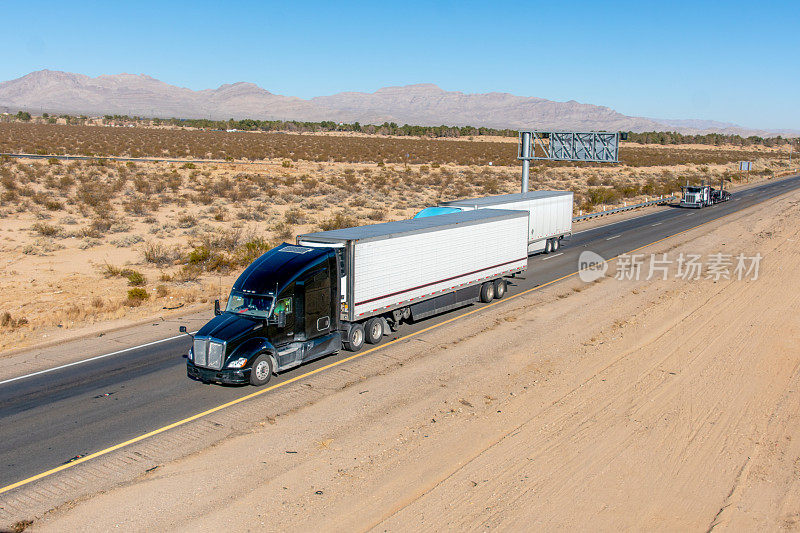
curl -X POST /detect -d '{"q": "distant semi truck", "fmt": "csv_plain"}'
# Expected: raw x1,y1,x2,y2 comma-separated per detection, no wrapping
681,180,731,208
414,190,574,254
184,209,529,386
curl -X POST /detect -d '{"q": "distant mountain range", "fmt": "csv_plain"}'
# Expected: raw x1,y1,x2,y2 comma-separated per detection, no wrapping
0,70,796,137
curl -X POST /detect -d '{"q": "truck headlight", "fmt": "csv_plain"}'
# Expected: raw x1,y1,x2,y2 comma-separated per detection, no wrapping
188,348,193,361
227,357,248,369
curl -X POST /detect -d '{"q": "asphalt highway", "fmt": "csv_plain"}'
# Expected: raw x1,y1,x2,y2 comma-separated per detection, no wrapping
1,174,799,489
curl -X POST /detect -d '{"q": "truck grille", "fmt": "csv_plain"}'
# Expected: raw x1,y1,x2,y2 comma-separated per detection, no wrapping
193,338,225,370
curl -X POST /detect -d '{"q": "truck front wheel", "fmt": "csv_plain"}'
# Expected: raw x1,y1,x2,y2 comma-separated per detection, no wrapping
343,323,365,352
249,353,273,386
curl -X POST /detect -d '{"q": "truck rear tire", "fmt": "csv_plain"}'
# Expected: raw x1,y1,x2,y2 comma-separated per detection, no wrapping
249,353,273,386
552,238,560,252
480,281,495,303
343,323,365,352
544,240,552,254
493,279,506,299
364,317,384,345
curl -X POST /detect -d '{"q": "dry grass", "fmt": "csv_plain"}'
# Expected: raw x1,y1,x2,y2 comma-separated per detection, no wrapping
0,123,788,167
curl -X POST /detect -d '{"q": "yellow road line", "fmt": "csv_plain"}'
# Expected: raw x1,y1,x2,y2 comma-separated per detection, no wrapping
0,204,767,496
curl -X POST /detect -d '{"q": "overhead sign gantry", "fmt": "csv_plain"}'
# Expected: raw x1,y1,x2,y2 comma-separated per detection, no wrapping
517,131,624,192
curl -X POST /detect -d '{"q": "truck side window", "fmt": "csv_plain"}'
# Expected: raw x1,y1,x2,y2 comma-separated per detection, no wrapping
274,297,292,315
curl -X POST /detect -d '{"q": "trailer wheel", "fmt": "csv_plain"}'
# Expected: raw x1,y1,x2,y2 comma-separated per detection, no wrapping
249,353,273,386
493,279,506,299
543,240,552,254
364,317,384,344
343,323,365,352
552,238,560,252
480,281,495,303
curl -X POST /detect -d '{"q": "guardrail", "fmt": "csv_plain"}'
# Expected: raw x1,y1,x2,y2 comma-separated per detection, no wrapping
572,195,677,222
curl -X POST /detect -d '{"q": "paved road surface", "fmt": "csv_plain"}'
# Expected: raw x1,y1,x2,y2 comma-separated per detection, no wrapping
1,174,798,488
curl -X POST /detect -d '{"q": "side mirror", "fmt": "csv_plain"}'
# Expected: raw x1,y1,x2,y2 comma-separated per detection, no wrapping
214,299,221,316
277,310,286,328
179,325,187,333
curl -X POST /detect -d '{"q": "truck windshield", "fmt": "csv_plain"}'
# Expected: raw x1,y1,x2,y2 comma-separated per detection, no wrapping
225,292,273,319
685,187,702,193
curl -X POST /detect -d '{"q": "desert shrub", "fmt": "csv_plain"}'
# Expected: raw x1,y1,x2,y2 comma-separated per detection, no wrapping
481,177,500,194
237,208,265,221
123,195,155,215
349,196,367,207
181,162,196,169
367,209,386,221
109,220,131,233
283,208,307,225
125,287,149,306
42,198,64,211
80,217,114,238
613,182,641,198
156,284,169,297
318,212,356,231
103,264,146,286
31,222,62,237
187,245,211,264
177,214,197,228
235,237,272,265
1,311,28,329
75,181,112,211
175,264,201,282
273,222,293,240
198,228,242,249
142,241,181,265
125,270,146,286
582,187,622,210
22,237,65,255
59,175,75,188
78,237,102,249
110,234,144,247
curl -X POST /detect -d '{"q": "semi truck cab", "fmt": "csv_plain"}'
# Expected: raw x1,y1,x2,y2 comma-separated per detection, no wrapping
681,185,711,208
186,243,341,386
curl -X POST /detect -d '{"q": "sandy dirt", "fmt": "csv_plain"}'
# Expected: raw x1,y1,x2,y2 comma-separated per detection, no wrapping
27,181,800,531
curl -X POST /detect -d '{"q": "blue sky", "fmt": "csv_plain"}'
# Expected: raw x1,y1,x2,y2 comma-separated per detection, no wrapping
2,0,798,130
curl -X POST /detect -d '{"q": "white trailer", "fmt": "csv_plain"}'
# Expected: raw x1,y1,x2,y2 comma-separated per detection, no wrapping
298,209,528,325
434,191,573,254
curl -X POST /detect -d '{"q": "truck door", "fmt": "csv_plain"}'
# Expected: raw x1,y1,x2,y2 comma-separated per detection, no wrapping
303,266,332,340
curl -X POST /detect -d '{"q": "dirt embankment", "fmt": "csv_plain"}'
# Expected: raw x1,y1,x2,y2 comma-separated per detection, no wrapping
30,189,800,531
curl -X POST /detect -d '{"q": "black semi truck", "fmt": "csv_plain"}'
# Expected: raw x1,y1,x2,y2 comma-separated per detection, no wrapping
184,210,529,386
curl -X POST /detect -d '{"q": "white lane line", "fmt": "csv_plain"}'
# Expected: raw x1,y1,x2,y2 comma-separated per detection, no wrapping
0,332,196,386
651,222,663,226
606,234,621,240
541,252,564,260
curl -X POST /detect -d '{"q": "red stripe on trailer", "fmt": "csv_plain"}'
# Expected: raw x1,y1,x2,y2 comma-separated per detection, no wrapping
354,258,527,307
